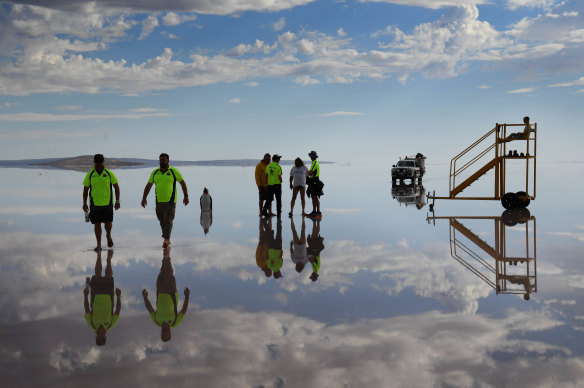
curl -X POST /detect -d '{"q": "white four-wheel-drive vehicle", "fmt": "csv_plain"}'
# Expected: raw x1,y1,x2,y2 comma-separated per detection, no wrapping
391,153,426,184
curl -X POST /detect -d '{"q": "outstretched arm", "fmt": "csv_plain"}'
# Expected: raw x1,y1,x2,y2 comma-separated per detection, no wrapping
141,182,153,208
84,286,90,314
180,180,189,205
113,183,121,210
180,288,190,315
82,186,89,212
142,289,155,313
114,288,122,316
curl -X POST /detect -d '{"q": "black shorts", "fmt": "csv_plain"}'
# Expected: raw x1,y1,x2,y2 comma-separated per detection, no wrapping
90,275,114,296
307,182,323,198
90,204,113,224
258,186,270,201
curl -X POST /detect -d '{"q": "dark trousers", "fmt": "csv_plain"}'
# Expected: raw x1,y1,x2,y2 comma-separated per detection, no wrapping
263,184,282,216
156,202,176,239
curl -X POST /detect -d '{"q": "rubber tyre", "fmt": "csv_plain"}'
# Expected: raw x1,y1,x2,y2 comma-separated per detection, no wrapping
515,191,530,208
516,208,531,224
501,210,519,226
501,192,519,210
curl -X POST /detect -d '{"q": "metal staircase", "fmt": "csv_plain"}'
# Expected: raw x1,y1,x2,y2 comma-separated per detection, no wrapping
430,122,537,209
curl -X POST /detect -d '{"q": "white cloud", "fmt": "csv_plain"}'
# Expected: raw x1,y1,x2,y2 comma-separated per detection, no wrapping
317,111,364,117
162,12,197,26
273,17,286,31
478,84,491,89
167,33,180,39
229,98,241,103
337,27,346,37
549,76,584,88
507,86,539,93
294,76,320,85
359,0,488,9
507,0,557,10
245,81,260,87
0,110,170,122
0,130,95,140
55,105,83,111
139,15,159,40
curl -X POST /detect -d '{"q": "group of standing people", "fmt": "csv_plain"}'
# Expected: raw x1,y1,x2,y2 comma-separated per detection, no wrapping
255,150,324,219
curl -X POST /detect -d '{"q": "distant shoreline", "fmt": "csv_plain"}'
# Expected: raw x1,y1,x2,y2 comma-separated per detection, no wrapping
0,155,332,172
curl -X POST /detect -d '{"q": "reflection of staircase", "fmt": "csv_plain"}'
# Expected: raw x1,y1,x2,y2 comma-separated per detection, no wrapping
450,219,497,259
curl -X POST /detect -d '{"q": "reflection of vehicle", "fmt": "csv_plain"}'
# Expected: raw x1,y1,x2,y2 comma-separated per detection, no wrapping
427,209,537,300
391,153,426,184
392,183,426,209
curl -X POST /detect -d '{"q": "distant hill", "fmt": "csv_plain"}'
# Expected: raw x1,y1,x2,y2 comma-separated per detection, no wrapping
0,156,330,171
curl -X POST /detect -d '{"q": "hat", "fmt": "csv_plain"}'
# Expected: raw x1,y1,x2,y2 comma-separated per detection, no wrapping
308,151,318,159
94,154,104,163
273,154,282,160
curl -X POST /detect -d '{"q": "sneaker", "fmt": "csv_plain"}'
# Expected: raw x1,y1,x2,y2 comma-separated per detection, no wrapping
313,212,322,219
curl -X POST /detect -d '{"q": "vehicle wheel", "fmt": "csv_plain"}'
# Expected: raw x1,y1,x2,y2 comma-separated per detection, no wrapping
392,178,396,184
501,209,519,226
515,191,530,208
516,208,531,223
501,192,519,210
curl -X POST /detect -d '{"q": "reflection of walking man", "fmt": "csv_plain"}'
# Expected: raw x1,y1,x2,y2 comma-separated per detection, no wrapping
290,216,308,273
307,219,324,282
143,247,190,342
82,154,120,251
262,154,283,218
200,187,213,235
84,249,121,346
266,218,283,279
256,218,272,278
141,153,189,248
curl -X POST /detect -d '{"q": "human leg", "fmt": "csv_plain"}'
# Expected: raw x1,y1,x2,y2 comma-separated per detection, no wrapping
275,184,282,217
290,186,299,215
300,186,306,214
262,187,274,216
105,249,113,278
95,250,102,277
105,222,113,247
94,223,102,250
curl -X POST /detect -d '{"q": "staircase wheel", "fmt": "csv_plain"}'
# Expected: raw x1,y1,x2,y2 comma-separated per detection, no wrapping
501,209,519,226
515,191,530,208
501,192,519,210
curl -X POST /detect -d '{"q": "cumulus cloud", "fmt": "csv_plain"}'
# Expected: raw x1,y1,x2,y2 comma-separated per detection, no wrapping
0,2,582,95
139,15,159,40
273,17,286,31
162,11,197,26
360,0,488,9
507,86,539,93
507,0,557,10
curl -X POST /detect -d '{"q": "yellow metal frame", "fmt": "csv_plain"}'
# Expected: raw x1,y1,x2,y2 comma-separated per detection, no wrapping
430,123,537,201
427,214,537,297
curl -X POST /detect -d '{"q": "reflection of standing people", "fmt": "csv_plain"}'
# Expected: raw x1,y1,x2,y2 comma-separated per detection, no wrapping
142,247,190,342
262,154,283,218
289,158,309,217
200,188,213,235
290,216,308,273
266,218,283,279
307,219,324,282
82,154,120,251
141,153,189,248
256,219,272,278
255,153,272,216
84,249,121,346
306,151,322,219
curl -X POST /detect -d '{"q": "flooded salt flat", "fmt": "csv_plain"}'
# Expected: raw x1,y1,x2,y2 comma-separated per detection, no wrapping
1,163,583,387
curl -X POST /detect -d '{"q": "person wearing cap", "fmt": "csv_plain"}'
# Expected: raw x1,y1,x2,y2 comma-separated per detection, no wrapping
141,153,189,248
306,150,322,219
82,154,121,251
262,154,283,218
255,153,273,216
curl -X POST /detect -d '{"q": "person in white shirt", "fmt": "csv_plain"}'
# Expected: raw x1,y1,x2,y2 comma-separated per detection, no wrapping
288,158,309,217
290,216,308,273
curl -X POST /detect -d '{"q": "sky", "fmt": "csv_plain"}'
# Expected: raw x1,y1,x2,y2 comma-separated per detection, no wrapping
0,0,582,164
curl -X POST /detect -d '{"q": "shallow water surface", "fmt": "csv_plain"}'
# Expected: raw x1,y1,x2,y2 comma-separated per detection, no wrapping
0,163,583,387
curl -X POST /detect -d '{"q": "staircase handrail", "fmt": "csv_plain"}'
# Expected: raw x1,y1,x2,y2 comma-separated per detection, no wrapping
449,126,497,193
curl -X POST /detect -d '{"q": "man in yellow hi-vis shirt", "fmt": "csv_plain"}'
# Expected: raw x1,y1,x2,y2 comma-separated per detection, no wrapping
141,153,189,248
82,154,121,251
262,154,283,218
